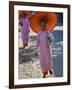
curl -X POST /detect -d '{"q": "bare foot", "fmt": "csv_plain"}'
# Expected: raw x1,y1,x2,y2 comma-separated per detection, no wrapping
43,75,46,78
23,44,25,48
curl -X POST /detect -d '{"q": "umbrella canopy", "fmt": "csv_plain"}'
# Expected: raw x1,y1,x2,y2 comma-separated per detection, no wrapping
19,10,31,19
30,12,57,33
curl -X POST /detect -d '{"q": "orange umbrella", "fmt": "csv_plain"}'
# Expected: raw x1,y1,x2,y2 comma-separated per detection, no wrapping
19,10,31,19
30,12,57,33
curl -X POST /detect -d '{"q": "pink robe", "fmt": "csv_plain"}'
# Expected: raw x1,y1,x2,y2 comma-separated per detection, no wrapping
37,31,53,74
20,18,30,45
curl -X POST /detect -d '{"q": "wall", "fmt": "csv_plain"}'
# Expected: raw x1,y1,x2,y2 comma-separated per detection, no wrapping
0,0,72,90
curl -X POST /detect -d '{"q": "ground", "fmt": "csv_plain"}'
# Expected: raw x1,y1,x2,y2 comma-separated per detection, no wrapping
18,30,63,79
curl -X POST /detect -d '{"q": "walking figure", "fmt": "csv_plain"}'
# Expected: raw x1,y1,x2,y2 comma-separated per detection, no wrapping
36,21,54,78
19,13,30,48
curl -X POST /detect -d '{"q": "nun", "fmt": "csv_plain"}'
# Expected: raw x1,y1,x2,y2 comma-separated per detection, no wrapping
19,13,30,48
36,20,54,78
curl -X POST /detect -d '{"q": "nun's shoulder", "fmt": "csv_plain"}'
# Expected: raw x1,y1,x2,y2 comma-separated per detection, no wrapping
37,31,42,35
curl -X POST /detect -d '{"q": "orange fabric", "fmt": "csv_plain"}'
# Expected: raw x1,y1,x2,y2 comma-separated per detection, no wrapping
30,12,57,33
19,10,31,19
